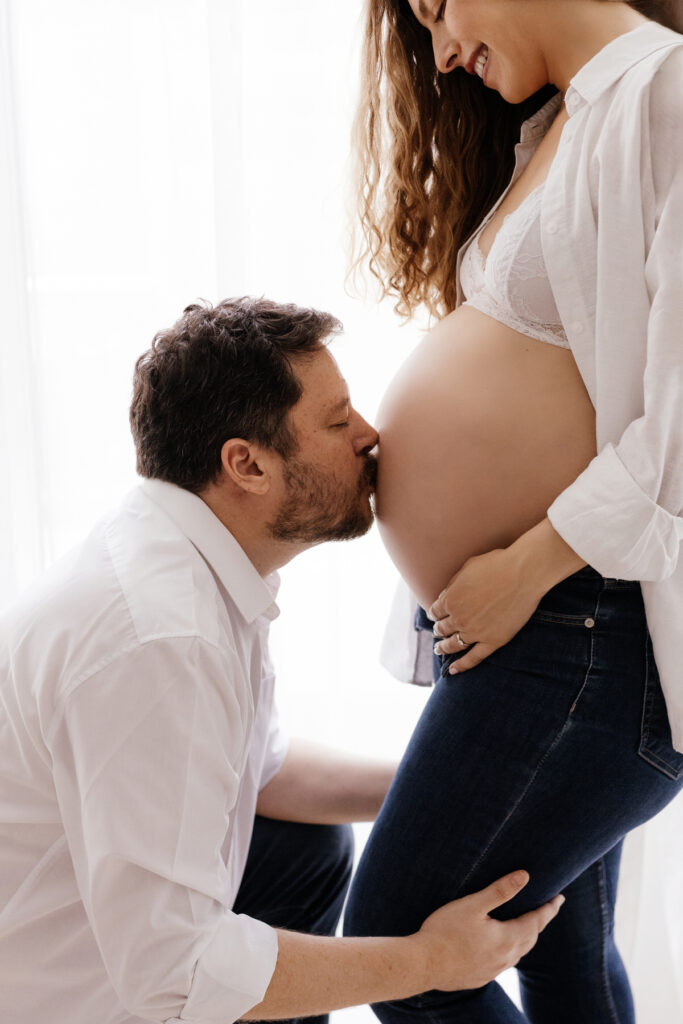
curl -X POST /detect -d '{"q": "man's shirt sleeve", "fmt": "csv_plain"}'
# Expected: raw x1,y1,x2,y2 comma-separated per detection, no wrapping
47,635,277,1024
548,50,683,582
258,697,289,790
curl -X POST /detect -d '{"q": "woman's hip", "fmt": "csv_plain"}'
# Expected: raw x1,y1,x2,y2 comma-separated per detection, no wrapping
346,569,683,934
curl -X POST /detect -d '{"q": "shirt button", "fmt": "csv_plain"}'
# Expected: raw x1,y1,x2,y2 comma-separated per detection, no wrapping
546,222,559,235
584,618,595,629
571,321,585,334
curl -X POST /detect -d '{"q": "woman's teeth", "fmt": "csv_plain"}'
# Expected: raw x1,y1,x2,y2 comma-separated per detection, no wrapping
474,45,488,79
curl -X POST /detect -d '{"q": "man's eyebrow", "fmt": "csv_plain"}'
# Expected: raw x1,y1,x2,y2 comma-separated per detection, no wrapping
328,396,350,416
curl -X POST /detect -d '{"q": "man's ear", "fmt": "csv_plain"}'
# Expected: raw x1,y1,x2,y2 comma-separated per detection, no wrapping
220,438,274,495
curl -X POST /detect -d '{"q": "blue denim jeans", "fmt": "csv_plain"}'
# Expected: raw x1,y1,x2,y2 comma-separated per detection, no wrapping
344,568,683,1023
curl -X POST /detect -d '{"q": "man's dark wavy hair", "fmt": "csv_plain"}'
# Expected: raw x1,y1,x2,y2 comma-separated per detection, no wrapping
130,297,341,492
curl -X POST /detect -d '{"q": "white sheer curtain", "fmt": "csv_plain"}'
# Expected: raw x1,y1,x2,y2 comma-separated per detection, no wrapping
0,0,46,604
1,2,681,1021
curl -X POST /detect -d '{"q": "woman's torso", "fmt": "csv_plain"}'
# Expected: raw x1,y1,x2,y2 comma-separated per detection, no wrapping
375,99,597,609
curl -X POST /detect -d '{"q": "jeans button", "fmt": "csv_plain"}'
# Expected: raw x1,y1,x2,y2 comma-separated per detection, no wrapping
584,617,595,628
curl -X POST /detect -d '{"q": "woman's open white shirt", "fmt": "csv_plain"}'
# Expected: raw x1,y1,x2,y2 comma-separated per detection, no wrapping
383,23,683,751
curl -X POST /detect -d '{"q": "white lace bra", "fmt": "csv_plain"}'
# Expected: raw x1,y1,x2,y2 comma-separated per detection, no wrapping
460,184,570,349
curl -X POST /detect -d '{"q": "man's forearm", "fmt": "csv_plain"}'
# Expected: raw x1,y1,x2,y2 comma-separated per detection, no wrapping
243,871,565,1020
242,930,425,1020
256,739,396,824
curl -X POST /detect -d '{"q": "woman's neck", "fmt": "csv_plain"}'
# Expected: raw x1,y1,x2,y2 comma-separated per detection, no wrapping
541,1,648,94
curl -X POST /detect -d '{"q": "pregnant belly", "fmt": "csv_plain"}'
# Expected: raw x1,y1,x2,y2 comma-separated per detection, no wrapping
375,304,597,609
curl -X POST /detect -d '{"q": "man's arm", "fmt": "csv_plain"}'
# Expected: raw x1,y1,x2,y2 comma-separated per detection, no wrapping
243,870,564,1020
255,738,396,823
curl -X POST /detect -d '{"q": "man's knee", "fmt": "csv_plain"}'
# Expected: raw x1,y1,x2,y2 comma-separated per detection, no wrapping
237,818,354,934
271,819,354,886
320,822,355,882
286,821,354,935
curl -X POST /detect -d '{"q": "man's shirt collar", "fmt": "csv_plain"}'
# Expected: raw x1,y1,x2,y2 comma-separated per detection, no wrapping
140,478,280,624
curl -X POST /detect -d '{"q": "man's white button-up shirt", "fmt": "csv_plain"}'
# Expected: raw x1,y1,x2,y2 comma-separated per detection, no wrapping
383,22,683,751
0,478,289,1023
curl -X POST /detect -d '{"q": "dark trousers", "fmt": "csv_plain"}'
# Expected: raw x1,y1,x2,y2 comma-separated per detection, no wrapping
344,568,683,1023
233,815,355,1024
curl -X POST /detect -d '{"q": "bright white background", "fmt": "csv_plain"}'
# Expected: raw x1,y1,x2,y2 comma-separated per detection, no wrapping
1,2,681,1021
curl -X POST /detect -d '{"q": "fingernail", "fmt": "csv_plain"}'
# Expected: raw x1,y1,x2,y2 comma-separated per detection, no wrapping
449,665,458,675
558,895,566,906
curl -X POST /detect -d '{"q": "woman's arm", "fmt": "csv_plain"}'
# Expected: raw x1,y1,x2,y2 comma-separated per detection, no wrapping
544,50,683,584
431,53,683,674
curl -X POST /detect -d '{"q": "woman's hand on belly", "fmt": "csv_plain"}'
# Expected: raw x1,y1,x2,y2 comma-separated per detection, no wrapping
429,517,587,673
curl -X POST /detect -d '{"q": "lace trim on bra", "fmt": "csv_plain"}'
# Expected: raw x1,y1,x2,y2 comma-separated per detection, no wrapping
461,185,570,350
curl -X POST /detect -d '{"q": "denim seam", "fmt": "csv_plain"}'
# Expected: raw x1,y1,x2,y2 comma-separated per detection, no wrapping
637,747,682,777
532,611,593,626
454,587,603,895
640,633,654,750
454,717,575,897
596,857,620,1024
568,587,603,715
637,636,683,780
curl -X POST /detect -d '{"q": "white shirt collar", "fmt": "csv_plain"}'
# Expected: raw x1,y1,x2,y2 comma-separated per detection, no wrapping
568,21,677,110
519,23,677,131
139,478,280,624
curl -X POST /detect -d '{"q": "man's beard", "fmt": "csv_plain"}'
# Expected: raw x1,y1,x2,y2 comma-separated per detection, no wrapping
269,453,378,544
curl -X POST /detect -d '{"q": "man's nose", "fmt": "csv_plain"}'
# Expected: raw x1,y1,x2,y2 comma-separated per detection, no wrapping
433,35,459,74
355,414,379,455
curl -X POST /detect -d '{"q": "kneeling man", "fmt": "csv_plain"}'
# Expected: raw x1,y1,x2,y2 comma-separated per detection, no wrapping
0,298,563,1023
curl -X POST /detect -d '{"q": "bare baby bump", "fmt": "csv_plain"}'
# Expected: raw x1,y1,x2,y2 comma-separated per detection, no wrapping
375,305,597,609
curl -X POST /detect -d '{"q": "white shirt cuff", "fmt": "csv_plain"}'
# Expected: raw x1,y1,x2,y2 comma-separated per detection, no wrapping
171,914,278,1024
548,444,683,581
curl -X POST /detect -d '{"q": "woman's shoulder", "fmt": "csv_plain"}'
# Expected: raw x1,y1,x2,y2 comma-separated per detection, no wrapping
647,47,683,197
649,44,683,122
602,36,683,166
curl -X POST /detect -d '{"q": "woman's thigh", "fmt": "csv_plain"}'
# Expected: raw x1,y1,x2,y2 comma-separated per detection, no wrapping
344,574,683,939
516,842,633,1022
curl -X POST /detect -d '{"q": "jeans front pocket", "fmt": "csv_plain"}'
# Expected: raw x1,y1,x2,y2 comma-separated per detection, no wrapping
638,639,683,781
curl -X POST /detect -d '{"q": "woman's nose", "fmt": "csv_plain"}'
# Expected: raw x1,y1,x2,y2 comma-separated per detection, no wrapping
433,35,458,74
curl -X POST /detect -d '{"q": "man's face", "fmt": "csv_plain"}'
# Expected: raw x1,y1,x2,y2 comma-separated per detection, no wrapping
268,348,379,544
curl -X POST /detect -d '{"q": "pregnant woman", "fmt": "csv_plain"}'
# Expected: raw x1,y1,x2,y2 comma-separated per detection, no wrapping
344,1,683,1021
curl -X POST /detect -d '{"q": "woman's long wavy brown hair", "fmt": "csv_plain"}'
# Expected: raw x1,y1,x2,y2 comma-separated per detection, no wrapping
352,0,683,320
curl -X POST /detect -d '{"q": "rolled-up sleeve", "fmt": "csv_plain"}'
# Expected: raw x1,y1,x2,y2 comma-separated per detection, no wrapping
548,445,683,582
47,636,277,1023
548,51,683,582
171,913,277,1023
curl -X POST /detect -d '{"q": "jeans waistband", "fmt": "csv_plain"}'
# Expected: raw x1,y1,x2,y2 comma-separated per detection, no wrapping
415,565,641,631
570,566,640,590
